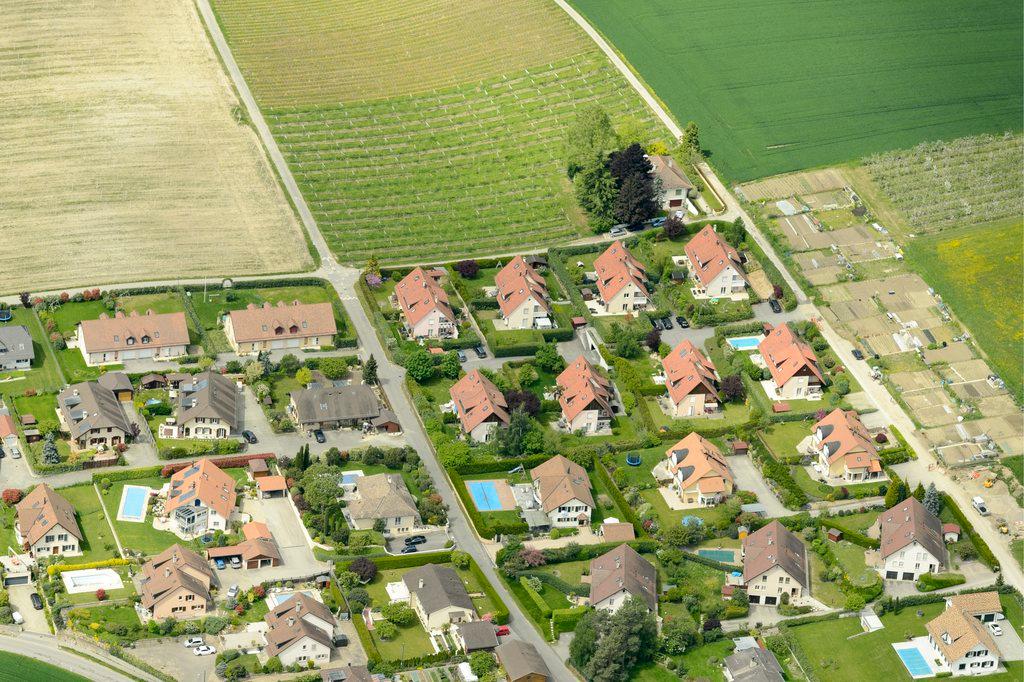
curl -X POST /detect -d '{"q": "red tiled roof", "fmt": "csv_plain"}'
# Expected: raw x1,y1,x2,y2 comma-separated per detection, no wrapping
165,459,237,520
662,340,719,405
664,433,733,493
449,369,509,433
684,225,747,288
593,241,649,302
227,301,336,343
556,356,613,423
758,324,823,388
80,310,189,353
494,256,551,318
0,415,15,439
257,476,287,493
395,267,456,327
813,408,880,472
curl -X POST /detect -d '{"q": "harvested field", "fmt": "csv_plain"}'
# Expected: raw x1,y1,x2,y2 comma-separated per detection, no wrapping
209,0,665,264
738,170,848,202
792,251,843,286
570,0,1023,181
922,343,977,365
903,389,957,427
863,133,1024,232
0,0,311,294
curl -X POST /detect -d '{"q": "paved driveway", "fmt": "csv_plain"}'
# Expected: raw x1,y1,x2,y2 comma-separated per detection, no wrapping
230,496,327,589
993,620,1024,661
727,454,789,517
8,584,47,633
133,637,216,682
384,528,450,554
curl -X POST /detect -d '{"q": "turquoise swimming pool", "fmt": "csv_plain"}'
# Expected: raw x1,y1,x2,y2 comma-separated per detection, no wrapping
118,485,150,522
697,548,737,563
727,335,762,351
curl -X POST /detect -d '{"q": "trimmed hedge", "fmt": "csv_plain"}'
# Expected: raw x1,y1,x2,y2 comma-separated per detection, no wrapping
681,551,735,573
941,493,999,570
519,576,552,618
517,571,589,597
47,558,131,575
158,452,276,477
453,455,550,476
593,460,644,536
819,518,880,549
91,465,163,484
552,605,588,635
467,555,510,625
340,551,451,572
917,572,966,592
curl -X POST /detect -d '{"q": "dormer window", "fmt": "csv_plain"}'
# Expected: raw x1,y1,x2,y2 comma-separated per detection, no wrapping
142,335,151,344
301,321,308,329
113,335,120,342
289,325,299,334
126,336,135,345
261,324,268,332
275,326,284,335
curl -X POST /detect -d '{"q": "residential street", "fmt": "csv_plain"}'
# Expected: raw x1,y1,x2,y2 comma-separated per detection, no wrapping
0,631,157,682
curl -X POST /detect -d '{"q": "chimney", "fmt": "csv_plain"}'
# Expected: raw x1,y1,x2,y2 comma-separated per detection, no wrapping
418,578,424,589
164,567,171,578
615,557,621,569
287,617,296,627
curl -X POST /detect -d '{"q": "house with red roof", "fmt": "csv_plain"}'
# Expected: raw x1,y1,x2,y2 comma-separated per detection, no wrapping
757,324,824,400
661,340,720,417
163,458,237,536
448,369,509,442
684,225,748,300
394,267,459,339
556,356,614,434
810,409,883,483
662,433,734,507
495,256,552,330
593,241,649,314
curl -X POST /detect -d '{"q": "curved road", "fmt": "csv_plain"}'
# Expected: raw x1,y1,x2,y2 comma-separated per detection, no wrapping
0,632,155,682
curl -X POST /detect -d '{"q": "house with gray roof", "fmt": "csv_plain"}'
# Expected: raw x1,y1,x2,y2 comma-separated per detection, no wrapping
742,520,808,606
343,473,420,534
289,384,382,433
403,564,476,630
57,380,132,448
0,326,33,371
495,640,551,682
160,371,238,440
724,647,785,682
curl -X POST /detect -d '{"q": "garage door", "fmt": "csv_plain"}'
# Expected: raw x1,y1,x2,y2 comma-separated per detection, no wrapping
271,340,285,349
4,576,29,586
885,571,898,579
286,339,300,348
764,596,777,605
902,572,915,581
669,199,682,207
748,595,760,604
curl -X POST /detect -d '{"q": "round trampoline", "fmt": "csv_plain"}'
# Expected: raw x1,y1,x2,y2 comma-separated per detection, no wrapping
625,454,642,467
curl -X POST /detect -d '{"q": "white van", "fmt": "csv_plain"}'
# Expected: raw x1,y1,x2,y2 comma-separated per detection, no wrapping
972,496,989,516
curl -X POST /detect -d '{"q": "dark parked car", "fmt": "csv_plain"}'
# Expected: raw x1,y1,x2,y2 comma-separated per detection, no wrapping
241,430,258,444
404,535,427,546
473,345,487,359
852,349,865,360
650,217,667,227
30,593,43,610
456,350,467,362
661,317,673,330
333,635,349,647
768,298,782,313
313,429,326,444
400,544,419,554
651,318,663,331
675,316,687,327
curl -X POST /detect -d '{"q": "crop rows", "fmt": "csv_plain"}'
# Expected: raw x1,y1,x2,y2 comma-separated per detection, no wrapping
265,53,662,262
863,133,1023,231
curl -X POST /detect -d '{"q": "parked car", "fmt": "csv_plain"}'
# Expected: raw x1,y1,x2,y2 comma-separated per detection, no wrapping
29,593,43,610
400,544,419,554
214,558,226,570
989,622,1003,636
677,316,690,328
473,345,487,359
230,556,242,569
404,535,427,546
456,350,467,362
768,298,782,313
972,496,989,516
651,318,663,331
609,226,628,237
226,585,239,600
183,637,204,648
661,317,673,330
193,646,217,657
241,430,258,444
495,625,510,637
334,634,349,647
852,349,865,360
650,217,667,228
11,611,23,625
10,446,20,459
313,429,326,444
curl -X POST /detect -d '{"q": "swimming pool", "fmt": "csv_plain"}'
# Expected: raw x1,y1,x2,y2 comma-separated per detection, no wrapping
467,481,503,511
62,568,124,594
117,485,151,522
697,548,737,563
727,335,763,351
893,644,936,679
341,471,364,486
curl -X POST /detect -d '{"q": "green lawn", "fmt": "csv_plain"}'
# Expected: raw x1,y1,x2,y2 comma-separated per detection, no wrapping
48,301,108,336
827,511,879,533
904,219,1024,402
758,420,813,462
362,568,446,660
644,397,751,433
671,639,735,682
831,540,877,587
56,348,114,383
1002,456,1024,487
120,292,184,317
788,598,1023,682
0,652,90,682
12,392,60,433
809,552,844,609
0,308,64,394
57,484,119,563
97,477,182,557
1012,540,1024,570
568,0,1022,182
64,566,136,604
0,504,19,554
611,444,664,488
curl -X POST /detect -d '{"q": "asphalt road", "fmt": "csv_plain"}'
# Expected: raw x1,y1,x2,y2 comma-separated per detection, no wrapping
0,631,156,682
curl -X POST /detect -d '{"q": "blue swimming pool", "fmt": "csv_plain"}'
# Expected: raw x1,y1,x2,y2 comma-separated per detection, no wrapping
697,549,736,563
341,472,362,485
118,485,150,522
467,481,503,511
727,335,762,351
894,645,934,678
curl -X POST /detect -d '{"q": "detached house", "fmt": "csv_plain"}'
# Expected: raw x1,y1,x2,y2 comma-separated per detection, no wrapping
926,592,1004,676
224,301,336,355
403,564,476,630
264,592,336,668
684,225,748,299
57,380,133,449
395,267,458,339
77,310,189,366
496,640,551,682
589,544,658,614
663,433,734,507
495,256,552,330
742,521,808,606
16,484,82,558
343,473,420,534
810,409,882,482
160,371,237,440
163,458,237,536
449,369,509,442
0,325,33,371
289,384,382,433
649,155,694,211
556,356,614,434
139,544,214,620
875,497,945,581
662,340,720,417
593,241,649,313
757,324,823,400
530,455,594,528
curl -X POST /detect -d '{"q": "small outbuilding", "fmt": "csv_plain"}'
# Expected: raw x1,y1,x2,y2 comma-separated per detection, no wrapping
248,459,270,478
257,476,288,498
139,373,168,389
827,528,843,543
730,440,750,455
942,523,961,543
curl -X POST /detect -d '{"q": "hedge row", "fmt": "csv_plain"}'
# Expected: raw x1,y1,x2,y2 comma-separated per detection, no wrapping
158,452,276,477
917,572,966,592
819,518,880,549
47,558,131,575
91,465,164,484
351,612,381,663
467,556,510,625
876,585,1017,615
593,460,644,536
517,570,589,597
680,550,736,573
552,605,588,635
158,439,242,460
519,576,552,618
941,493,999,570
453,454,550,476
340,550,452,573
541,539,659,565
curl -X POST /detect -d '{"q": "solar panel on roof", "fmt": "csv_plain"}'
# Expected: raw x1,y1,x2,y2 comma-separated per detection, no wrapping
179,490,196,503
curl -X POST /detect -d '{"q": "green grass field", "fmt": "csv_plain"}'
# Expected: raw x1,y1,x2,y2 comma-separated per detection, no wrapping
98,476,182,557
210,0,665,264
0,652,90,682
903,219,1023,402
57,484,119,563
568,0,1023,181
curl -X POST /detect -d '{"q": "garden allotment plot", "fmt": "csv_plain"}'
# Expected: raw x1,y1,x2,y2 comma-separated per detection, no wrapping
210,0,664,263
568,0,1023,182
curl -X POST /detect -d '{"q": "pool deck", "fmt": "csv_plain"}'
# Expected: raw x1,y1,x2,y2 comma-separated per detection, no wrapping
466,479,517,512
893,638,949,679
